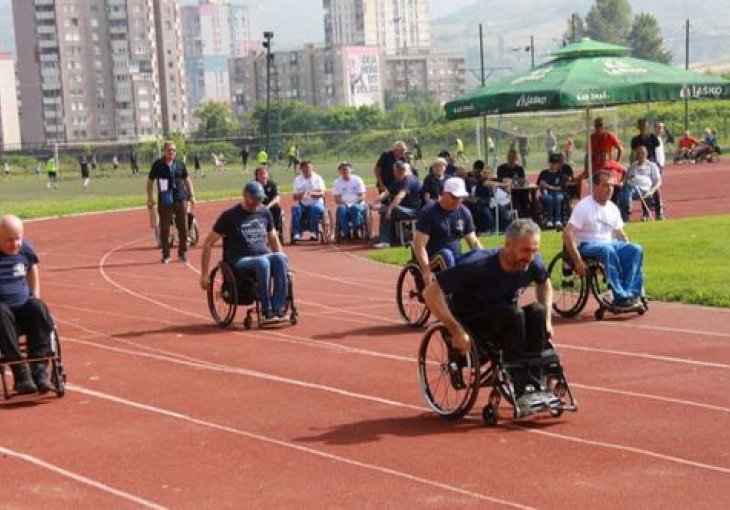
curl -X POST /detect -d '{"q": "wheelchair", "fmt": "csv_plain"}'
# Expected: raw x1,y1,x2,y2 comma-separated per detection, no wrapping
417,323,577,425
290,203,333,244
207,260,298,329
334,205,372,244
395,252,447,328
547,250,648,320
157,211,200,247
0,322,66,400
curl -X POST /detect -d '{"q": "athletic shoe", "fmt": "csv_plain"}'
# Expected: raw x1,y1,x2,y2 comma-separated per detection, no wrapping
275,309,287,320
545,220,554,228
554,221,563,229
293,233,302,241
309,233,319,241
161,257,171,264
373,242,390,249
178,254,188,263
260,311,277,325
540,390,561,408
515,389,544,416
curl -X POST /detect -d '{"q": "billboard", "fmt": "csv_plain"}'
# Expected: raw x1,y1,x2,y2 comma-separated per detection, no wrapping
343,46,382,108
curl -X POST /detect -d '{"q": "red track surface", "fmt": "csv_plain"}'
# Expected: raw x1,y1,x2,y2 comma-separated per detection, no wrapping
2,161,729,508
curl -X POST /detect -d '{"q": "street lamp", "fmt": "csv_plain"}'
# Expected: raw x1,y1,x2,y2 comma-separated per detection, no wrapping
262,31,274,153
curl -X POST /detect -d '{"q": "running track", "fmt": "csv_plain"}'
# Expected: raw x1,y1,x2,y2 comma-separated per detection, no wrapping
2,162,730,508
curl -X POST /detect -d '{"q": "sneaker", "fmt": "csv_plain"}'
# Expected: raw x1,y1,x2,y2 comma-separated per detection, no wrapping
515,390,544,416
178,254,188,263
540,390,561,408
275,309,287,320
161,257,171,264
373,242,390,249
554,221,563,229
352,231,361,241
545,220,554,228
261,311,276,325
641,214,649,222
309,233,319,241
293,233,302,241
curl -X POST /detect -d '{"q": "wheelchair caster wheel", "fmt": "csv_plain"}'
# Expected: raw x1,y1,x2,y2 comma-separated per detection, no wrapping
594,308,605,320
482,404,498,426
289,313,298,325
243,316,253,330
549,407,563,418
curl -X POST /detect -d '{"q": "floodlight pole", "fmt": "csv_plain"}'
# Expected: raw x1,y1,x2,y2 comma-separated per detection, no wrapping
263,31,274,153
479,24,488,160
530,36,535,68
684,19,689,132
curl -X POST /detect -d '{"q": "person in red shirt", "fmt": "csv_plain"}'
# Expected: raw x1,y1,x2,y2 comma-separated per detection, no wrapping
576,151,626,205
590,117,623,169
675,130,699,163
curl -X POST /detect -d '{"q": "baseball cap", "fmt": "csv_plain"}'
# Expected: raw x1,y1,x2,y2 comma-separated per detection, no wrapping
337,161,352,169
549,153,561,163
443,177,469,198
243,181,265,200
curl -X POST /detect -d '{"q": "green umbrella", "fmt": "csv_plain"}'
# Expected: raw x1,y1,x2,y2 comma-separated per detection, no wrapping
446,38,730,119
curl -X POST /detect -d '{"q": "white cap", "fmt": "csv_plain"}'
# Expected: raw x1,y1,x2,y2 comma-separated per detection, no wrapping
443,177,469,198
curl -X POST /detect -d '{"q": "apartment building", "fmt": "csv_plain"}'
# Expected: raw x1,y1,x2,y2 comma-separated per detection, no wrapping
13,0,188,146
0,52,21,150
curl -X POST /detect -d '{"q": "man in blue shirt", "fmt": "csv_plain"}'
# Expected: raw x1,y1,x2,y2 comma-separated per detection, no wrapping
199,181,289,323
0,215,55,394
423,219,556,414
373,161,422,248
413,177,482,283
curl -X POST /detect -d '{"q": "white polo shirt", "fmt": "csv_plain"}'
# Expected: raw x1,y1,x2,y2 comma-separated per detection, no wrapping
333,175,365,206
293,173,325,207
568,196,624,244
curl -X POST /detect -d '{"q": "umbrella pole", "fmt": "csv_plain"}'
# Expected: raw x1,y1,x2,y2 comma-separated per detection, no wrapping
585,108,593,195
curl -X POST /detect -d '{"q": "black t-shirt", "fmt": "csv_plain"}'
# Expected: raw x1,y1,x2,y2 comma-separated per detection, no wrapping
260,180,279,207
376,150,405,189
436,248,547,314
474,177,496,201
388,174,422,210
537,169,568,190
630,134,659,162
148,158,190,203
496,163,525,182
560,163,574,179
416,201,475,257
421,174,445,201
213,204,274,261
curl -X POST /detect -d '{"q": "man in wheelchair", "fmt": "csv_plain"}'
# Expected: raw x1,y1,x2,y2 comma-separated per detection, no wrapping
0,215,55,394
619,146,662,222
199,181,290,324
291,160,326,242
423,219,558,416
413,177,482,283
563,171,645,311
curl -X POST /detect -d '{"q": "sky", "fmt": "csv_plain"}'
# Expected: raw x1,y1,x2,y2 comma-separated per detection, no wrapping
0,0,476,53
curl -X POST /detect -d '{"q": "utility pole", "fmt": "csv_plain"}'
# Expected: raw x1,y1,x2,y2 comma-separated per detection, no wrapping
530,35,535,68
684,18,689,131
262,31,274,153
479,23,488,160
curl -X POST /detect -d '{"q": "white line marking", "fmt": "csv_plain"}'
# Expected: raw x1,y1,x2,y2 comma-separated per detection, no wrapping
68,385,534,509
559,344,730,370
0,445,166,509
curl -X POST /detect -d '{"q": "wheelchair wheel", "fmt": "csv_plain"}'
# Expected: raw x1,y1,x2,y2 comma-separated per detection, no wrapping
319,209,334,243
548,251,588,318
587,259,612,310
418,324,481,420
49,327,66,398
208,263,237,327
396,263,430,327
187,214,199,246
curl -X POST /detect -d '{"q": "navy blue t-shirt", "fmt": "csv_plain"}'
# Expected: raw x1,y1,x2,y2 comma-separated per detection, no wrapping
416,201,474,257
630,134,660,162
421,174,445,201
389,174,422,210
0,241,38,310
213,204,274,262
537,169,567,190
148,158,190,204
496,163,525,182
376,151,406,189
436,248,548,314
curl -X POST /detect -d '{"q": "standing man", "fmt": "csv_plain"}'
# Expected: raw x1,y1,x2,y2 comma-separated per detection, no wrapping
45,155,58,189
240,145,250,171
455,137,466,162
287,143,299,170
373,140,407,192
146,140,197,264
130,149,140,176
254,166,283,237
590,117,623,170
650,121,666,219
0,215,55,394
332,161,367,240
544,128,557,160
255,147,269,167
78,154,90,188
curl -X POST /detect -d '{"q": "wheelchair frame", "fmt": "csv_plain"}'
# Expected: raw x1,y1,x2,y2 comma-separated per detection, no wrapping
156,211,200,247
290,203,333,245
333,205,372,244
547,250,648,320
417,323,578,425
207,260,298,329
395,252,450,328
0,325,67,401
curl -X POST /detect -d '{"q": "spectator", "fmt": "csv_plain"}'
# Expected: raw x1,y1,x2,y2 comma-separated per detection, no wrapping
537,153,568,229
112,154,119,174
455,137,466,161
374,140,407,192
0,215,55,394
421,157,448,203
620,146,662,222
46,156,58,189
372,161,422,249
287,143,300,169
675,130,698,162
590,117,623,169
576,151,626,206
630,118,659,163
332,161,367,240
650,121,666,219
291,160,326,241
544,128,557,160
497,148,530,218
254,166,282,236
471,160,511,234
146,140,197,264
240,146,250,171
255,147,269,166
438,150,458,177
78,154,90,188
192,153,202,176
130,150,140,176
563,135,575,165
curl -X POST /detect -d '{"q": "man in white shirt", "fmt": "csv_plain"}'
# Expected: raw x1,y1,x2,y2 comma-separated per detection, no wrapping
292,160,326,241
333,162,367,241
562,171,645,310
619,146,662,221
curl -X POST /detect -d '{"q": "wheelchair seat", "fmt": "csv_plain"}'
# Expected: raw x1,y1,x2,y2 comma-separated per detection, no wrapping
418,323,577,425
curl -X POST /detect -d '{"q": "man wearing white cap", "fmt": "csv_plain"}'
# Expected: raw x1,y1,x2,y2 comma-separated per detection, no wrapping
413,177,482,283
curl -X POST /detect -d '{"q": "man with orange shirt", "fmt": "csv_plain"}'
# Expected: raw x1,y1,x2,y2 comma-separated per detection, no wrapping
675,130,699,163
576,151,625,205
590,117,623,169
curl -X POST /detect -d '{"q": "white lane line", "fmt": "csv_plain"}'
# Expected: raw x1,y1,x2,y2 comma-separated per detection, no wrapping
561,344,730,370
68,384,534,510
0,445,166,509
602,320,730,339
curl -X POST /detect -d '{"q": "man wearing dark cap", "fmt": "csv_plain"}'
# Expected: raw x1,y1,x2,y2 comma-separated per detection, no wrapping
536,153,569,229
199,181,289,323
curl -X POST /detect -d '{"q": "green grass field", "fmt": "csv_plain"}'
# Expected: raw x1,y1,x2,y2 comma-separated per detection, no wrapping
368,215,730,308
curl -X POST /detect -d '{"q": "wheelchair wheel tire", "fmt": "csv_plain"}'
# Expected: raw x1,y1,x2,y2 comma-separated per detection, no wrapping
396,263,430,327
547,252,588,318
418,324,481,420
188,216,200,246
482,404,498,426
588,261,612,309
208,263,237,327
49,328,66,397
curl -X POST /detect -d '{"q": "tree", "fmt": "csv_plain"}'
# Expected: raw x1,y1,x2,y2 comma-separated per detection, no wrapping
194,101,239,139
563,13,587,45
585,0,632,45
627,13,672,64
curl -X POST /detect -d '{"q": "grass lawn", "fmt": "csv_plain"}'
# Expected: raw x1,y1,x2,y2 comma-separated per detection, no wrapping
368,215,730,308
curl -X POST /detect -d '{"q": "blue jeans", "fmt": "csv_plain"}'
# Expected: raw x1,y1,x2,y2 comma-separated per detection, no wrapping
292,202,325,236
540,191,565,223
478,202,511,233
432,247,457,269
232,252,288,314
619,185,651,222
336,202,366,235
378,205,418,243
578,241,644,301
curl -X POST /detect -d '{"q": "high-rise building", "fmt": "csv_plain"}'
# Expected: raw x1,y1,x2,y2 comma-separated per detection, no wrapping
323,0,430,55
12,0,188,146
0,52,21,150
181,0,260,113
